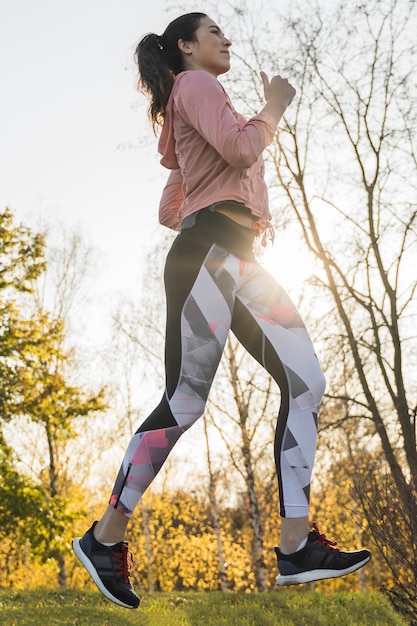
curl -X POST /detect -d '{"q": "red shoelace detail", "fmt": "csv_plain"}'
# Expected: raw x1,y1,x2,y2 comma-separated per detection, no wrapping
114,543,134,584
311,522,340,551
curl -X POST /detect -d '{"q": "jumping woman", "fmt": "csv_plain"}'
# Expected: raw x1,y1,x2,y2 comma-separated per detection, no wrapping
73,12,371,609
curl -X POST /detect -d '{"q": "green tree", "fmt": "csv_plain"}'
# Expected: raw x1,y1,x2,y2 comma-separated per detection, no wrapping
11,324,106,588
0,208,47,420
0,209,106,588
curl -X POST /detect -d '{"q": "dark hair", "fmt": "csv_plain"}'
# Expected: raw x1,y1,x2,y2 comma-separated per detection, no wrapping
135,12,207,130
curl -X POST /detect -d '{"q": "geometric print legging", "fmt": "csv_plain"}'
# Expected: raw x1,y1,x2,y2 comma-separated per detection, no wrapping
110,209,326,519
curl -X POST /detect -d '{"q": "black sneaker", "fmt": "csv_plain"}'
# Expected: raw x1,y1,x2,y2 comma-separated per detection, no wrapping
276,522,371,586
72,521,140,609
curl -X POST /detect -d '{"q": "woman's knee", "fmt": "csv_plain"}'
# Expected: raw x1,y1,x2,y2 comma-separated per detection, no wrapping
168,396,206,430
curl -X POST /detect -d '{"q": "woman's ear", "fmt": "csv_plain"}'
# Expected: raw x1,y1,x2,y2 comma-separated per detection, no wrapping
178,39,193,55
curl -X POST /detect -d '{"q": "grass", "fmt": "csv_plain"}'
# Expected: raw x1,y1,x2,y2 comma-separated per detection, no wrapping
0,589,407,626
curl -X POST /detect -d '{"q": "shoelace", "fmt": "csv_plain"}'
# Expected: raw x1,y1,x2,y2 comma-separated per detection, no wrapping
113,543,134,584
311,522,340,551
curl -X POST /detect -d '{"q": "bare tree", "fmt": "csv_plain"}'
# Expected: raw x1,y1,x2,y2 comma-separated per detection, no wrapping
207,337,279,592
203,414,229,592
111,2,417,601
207,0,417,612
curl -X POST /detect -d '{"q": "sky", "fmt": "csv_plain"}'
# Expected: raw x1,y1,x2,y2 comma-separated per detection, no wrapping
0,0,308,352
3,0,413,490
0,0,308,482
0,0,189,343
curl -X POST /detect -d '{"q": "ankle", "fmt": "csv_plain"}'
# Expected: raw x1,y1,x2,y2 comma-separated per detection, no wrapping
280,535,308,555
93,524,124,545
279,517,310,554
93,506,129,544
93,520,127,544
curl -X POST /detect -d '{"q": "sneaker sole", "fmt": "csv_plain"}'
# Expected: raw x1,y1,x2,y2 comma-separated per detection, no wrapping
276,555,371,586
72,538,139,609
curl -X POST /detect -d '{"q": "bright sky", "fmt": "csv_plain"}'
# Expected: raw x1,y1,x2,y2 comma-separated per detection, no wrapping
0,0,306,474
0,0,187,339
0,0,309,351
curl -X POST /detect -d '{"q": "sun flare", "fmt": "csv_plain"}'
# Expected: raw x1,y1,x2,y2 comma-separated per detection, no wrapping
260,236,313,297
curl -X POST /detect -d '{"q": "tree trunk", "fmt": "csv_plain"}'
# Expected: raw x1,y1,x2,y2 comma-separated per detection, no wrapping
140,501,156,592
227,341,267,592
244,449,267,592
203,415,228,592
57,553,67,590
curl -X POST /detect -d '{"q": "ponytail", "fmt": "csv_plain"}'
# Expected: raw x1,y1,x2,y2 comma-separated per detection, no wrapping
134,12,207,130
135,33,173,130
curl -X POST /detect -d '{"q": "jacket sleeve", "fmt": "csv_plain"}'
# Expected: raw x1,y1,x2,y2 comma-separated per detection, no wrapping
159,169,184,231
175,71,278,168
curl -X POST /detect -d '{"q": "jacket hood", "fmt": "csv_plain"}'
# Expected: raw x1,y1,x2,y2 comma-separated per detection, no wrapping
158,75,184,169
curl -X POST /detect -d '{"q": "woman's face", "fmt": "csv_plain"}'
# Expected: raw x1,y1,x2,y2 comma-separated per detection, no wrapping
179,17,232,76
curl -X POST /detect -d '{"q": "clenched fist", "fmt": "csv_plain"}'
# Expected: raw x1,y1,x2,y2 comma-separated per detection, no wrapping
260,71,296,108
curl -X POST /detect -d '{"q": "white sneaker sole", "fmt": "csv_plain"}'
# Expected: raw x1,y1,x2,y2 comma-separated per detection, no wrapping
276,555,371,586
72,537,137,609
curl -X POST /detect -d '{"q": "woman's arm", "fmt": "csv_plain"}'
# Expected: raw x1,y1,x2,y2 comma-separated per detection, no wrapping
175,70,294,168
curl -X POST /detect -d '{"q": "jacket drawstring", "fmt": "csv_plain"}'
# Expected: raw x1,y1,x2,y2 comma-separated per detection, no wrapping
252,219,275,247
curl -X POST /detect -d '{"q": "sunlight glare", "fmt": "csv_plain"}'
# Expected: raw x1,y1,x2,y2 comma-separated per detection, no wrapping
261,236,313,297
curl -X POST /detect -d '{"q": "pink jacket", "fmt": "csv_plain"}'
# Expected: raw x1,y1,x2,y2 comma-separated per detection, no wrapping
157,70,278,231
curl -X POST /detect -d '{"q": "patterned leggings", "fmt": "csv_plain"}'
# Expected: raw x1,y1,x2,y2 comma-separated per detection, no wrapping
110,209,326,519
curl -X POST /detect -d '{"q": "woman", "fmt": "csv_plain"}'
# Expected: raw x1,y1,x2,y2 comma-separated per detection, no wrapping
73,12,370,609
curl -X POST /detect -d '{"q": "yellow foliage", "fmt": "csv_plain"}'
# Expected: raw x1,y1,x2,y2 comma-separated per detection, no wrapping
3,461,397,593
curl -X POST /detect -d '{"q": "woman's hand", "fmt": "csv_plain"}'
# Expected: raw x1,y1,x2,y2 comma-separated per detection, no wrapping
260,71,296,108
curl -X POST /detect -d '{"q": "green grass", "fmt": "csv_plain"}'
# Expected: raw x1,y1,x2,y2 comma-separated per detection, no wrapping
0,589,407,626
